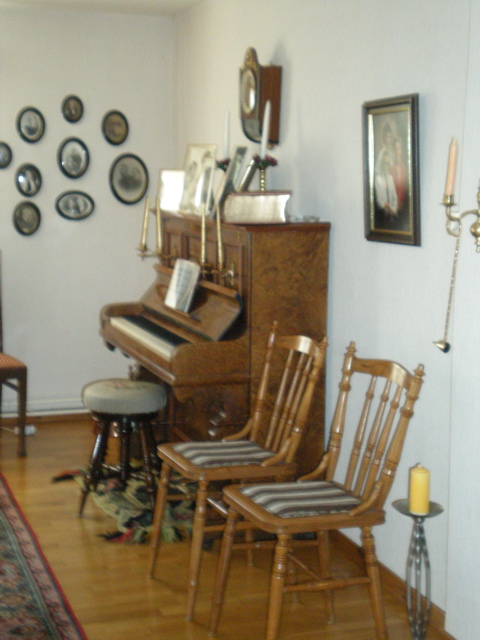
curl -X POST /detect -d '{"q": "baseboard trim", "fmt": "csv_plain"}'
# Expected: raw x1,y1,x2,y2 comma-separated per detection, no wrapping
1,411,90,426
330,531,455,640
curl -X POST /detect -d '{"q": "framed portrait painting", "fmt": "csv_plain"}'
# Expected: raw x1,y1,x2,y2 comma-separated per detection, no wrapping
363,93,420,246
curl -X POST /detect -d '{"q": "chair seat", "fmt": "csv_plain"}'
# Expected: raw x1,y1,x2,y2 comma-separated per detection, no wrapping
171,440,273,468
0,353,26,369
82,379,167,415
239,480,362,518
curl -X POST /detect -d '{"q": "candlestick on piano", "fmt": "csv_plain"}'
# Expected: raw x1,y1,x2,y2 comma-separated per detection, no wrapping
260,100,271,159
201,204,206,265
224,109,230,159
409,464,430,515
216,206,224,271
155,196,163,256
140,195,150,252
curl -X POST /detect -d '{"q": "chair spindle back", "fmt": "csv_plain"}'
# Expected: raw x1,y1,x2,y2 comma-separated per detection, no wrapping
248,322,327,464
325,342,424,510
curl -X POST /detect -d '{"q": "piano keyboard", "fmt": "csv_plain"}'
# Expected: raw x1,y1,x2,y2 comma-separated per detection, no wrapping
110,315,187,360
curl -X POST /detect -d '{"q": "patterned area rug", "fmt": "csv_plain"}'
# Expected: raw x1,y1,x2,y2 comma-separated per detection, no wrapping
72,470,195,544
0,472,88,640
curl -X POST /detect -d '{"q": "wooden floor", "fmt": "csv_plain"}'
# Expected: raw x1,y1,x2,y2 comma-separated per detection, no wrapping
0,417,446,640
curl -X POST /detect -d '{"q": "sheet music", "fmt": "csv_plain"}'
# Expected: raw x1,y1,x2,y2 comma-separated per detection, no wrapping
164,259,201,313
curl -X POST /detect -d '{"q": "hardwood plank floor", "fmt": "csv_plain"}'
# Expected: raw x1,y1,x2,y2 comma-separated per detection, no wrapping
0,417,446,640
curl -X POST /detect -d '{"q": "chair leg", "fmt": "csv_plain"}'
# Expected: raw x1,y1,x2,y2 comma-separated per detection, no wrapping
266,534,290,640
209,508,240,635
148,462,170,577
317,530,334,624
362,526,388,640
78,418,110,516
16,369,27,458
185,479,209,621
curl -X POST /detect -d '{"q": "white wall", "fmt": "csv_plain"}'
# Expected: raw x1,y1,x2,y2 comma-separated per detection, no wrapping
0,6,175,412
173,1,476,638
2,1,479,638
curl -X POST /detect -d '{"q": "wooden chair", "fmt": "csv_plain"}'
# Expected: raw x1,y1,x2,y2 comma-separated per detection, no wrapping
148,321,328,621
209,342,425,640
0,254,27,457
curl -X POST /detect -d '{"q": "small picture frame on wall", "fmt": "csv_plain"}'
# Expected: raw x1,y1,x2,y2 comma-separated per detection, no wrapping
62,95,84,123
102,110,129,145
0,142,12,168
13,201,41,236
109,153,148,204
16,107,45,143
363,93,420,246
16,163,42,197
58,137,89,178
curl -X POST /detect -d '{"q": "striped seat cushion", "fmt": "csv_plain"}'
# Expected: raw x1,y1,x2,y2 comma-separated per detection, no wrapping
239,481,362,518
172,440,273,468
0,353,25,368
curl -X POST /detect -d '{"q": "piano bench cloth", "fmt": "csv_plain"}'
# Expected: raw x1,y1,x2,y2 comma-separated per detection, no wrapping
81,378,167,415
78,378,167,517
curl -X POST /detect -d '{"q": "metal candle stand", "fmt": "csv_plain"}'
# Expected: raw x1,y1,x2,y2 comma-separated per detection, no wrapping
392,499,444,640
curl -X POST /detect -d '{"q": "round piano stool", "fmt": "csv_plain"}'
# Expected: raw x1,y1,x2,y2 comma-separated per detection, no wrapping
78,379,167,517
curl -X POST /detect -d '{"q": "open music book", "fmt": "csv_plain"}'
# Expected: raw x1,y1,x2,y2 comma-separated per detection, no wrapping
164,259,201,313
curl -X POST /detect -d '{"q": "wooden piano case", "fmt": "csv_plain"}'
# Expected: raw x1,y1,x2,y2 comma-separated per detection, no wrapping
158,213,330,474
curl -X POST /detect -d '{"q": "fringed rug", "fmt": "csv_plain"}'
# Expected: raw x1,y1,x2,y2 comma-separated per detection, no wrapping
0,472,88,640
68,470,195,544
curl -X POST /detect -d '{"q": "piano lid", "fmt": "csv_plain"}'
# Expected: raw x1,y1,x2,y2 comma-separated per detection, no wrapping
140,264,243,342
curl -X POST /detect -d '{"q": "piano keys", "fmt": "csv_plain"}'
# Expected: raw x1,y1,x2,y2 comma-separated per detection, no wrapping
100,213,330,474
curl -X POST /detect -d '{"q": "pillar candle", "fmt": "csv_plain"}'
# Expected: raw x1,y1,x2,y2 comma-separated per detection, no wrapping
444,137,458,197
140,195,150,250
260,100,271,159
409,464,430,515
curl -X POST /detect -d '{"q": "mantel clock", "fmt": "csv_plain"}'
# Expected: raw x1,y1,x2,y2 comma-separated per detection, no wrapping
239,47,282,146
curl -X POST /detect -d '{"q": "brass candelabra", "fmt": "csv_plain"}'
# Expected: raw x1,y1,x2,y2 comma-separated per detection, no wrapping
434,185,480,352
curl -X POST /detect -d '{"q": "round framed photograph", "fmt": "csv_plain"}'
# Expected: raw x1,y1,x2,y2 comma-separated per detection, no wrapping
17,107,45,143
13,201,41,236
0,142,12,169
109,153,148,204
58,137,89,178
56,191,95,220
102,110,128,145
16,163,42,197
62,95,84,123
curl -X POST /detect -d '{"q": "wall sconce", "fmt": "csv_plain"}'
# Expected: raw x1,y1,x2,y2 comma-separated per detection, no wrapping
435,138,480,352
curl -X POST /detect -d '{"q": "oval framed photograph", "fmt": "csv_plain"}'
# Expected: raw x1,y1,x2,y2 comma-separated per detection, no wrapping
62,95,84,123
109,153,148,204
0,142,12,169
13,201,41,236
102,110,129,145
58,137,89,178
16,107,45,143
56,191,94,221
16,163,42,197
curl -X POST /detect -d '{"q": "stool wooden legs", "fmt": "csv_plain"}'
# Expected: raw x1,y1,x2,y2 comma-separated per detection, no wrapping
78,418,110,516
79,413,160,516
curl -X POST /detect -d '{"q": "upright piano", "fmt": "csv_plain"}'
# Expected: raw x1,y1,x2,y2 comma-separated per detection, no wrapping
100,212,330,474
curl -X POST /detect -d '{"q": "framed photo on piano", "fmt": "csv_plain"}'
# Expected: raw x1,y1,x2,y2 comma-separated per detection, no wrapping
179,144,217,216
